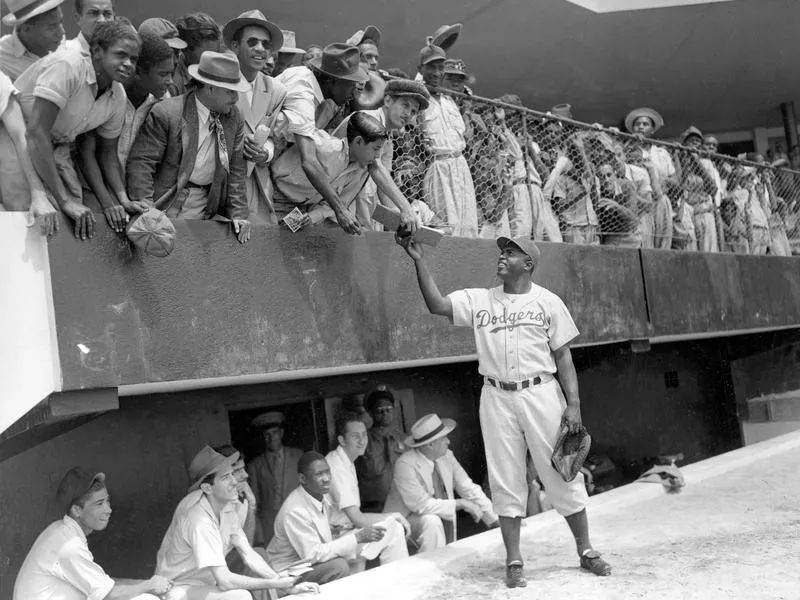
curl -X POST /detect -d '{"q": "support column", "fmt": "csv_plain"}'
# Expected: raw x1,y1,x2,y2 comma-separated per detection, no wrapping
779,101,798,151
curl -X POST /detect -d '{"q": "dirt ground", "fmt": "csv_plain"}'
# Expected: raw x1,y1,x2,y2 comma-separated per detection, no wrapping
418,449,800,600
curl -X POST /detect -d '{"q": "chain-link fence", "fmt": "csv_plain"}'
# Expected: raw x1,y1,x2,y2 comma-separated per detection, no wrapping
390,89,800,256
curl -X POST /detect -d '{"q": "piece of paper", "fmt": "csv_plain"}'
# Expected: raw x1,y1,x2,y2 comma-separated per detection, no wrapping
372,205,444,247
282,207,305,233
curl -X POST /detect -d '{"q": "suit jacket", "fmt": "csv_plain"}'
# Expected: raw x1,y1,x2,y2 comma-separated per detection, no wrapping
265,485,358,571
237,72,286,224
125,90,248,220
383,449,496,538
247,446,304,546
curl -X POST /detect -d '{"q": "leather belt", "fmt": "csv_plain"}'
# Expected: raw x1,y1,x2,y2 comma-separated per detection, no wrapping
486,376,542,391
512,177,530,186
186,181,211,191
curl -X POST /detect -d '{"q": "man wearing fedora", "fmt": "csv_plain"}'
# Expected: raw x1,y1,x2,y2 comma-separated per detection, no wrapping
273,42,370,234
0,0,65,80
356,386,408,511
266,451,388,584
331,78,430,231
418,40,478,238
15,19,138,241
14,467,172,599
224,11,287,226
272,29,305,78
170,13,221,97
155,445,318,598
625,107,675,249
62,0,113,55
247,411,305,547
395,234,612,586
383,413,497,553
126,50,252,243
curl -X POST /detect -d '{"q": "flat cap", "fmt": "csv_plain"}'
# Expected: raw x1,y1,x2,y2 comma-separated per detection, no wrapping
385,78,430,110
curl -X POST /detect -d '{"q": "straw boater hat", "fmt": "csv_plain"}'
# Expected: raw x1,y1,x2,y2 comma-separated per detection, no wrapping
308,43,369,83
2,0,64,26
681,125,703,145
188,51,250,92
430,23,461,51
624,107,665,134
188,445,240,491
384,79,430,110
346,25,381,47
278,29,305,54
138,18,188,49
404,413,456,448
222,10,283,52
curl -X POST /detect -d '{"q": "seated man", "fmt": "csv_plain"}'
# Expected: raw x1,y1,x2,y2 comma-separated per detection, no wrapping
14,467,171,599
15,19,138,240
126,51,251,243
271,111,417,230
266,451,390,585
384,414,498,553
0,0,65,80
155,445,317,599
326,414,410,569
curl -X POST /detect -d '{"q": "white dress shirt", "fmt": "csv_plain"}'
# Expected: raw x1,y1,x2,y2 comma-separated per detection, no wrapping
190,97,217,186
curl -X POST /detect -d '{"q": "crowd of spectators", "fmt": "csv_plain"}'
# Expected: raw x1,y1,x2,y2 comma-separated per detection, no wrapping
0,0,797,256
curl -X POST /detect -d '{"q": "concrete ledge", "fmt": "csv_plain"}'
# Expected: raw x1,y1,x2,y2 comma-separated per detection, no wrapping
287,430,800,599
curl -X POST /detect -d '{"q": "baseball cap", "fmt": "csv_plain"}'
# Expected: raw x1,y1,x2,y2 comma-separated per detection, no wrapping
252,411,285,429
56,468,106,512
126,208,177,257
497,236,541,270
419,40,446,65
139,18,188,49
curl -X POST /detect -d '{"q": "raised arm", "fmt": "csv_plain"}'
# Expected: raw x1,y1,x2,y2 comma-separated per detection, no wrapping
395,234,453,319
369,160,419,234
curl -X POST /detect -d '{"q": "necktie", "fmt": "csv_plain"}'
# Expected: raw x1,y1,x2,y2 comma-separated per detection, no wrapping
209,112,230,173
432,462,455,543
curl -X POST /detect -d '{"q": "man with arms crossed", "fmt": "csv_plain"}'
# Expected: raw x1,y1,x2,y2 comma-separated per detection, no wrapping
396,234,611,587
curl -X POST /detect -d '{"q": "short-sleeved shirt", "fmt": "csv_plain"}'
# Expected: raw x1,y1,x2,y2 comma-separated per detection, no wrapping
643,144,675,183
326,445,360,530
448,284,579,380
13,516,115,600
421,94,466,155
552,174,598,227
15,48,126,143
1,70,18,116
61,33,90,55
275,66,324,141
0,29,43,80
155,492,243,588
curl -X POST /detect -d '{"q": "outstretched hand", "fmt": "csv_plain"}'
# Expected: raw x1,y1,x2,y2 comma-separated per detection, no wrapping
395,229,423,260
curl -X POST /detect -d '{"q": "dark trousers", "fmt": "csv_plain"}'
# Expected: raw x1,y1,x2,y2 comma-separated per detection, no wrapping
297,557,350,585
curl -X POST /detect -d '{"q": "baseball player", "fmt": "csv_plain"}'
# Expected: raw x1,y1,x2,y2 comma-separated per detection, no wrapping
396,233,611,587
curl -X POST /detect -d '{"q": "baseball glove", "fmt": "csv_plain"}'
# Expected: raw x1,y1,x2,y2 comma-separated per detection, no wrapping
551,424,592,482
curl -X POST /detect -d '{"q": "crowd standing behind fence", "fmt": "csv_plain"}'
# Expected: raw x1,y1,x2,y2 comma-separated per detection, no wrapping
0,2,797,256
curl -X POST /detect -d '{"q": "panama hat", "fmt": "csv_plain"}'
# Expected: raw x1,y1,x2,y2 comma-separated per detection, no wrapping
279,29,305,54
188,445,240,491
404,413,456,448
308,43,369,83
625,107,665,134
2,0,64,26
223,10,283,53
188,51,250,92
431,23,461,51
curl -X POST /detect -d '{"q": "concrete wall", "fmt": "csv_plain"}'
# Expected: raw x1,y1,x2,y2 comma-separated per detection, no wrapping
0,340,746,596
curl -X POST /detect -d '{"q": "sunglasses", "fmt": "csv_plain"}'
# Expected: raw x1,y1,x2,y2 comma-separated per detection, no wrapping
246,38,272,49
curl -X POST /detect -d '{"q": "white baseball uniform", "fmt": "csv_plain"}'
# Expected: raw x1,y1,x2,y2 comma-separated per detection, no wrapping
447,284,588,518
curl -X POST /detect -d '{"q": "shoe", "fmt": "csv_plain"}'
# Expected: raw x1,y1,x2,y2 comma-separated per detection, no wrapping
505,560,527,588
580,549,612,576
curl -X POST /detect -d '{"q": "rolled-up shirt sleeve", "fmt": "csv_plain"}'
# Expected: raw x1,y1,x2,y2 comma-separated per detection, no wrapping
32,56,80,109
279,81,317,140
190,519,227,570
58,539,115,600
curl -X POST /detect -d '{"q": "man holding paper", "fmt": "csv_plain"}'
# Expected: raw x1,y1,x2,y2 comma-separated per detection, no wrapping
271,111,419,233
325,414,410,571
266,451,400,585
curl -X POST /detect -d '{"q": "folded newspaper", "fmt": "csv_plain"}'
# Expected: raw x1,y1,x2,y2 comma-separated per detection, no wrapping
372,205,444,247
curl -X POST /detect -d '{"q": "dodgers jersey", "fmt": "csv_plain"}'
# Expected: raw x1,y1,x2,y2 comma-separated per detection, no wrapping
448,284,579,381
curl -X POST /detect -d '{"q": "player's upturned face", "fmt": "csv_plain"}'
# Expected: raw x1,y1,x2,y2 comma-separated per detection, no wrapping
497,246,531,279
